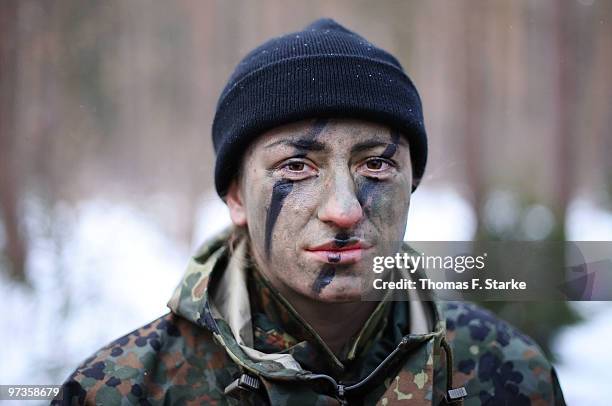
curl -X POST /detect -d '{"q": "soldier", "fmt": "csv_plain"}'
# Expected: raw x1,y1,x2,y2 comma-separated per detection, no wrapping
54,19,565,405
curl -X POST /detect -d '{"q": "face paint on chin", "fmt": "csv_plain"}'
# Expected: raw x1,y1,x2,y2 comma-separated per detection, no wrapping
312,265,336,294
327,253,341,263
264,179,294,258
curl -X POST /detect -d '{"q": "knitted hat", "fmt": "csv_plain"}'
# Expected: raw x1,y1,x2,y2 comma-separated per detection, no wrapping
212,18,427,197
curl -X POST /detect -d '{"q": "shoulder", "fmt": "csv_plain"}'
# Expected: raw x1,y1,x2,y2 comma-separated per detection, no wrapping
54,313,239,405
441,302,565,406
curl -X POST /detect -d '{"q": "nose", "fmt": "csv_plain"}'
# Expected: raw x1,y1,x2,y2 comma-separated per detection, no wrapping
317,170,364,229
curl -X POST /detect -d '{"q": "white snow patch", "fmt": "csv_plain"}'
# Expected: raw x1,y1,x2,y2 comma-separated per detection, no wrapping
191,192,232,250
553,302,612,406
554,198,612,404
567,198,612,240
405,186,476,240
0,198,188,391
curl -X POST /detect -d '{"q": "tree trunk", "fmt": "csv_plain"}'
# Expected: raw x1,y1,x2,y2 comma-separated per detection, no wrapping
0,1,27,282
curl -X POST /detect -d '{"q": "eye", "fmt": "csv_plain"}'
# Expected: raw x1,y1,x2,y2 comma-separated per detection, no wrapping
357,157,396,178
286,162,305,172
365,159,387,171
277,159,318,180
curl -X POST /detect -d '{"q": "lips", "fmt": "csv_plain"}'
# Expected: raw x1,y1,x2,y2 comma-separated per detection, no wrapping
304,240,372,265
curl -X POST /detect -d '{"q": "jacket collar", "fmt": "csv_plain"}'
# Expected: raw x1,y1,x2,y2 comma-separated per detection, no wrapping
247,260,393,379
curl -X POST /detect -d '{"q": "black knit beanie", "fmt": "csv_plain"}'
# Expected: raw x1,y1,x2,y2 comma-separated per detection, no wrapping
212,18,427,197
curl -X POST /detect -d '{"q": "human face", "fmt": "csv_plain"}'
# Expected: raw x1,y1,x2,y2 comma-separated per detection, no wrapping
227,118,412,302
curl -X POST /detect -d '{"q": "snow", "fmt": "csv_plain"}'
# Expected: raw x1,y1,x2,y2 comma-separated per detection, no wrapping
553,302,612,405
1,198,188,404
553,198,612,406
406,186,477,240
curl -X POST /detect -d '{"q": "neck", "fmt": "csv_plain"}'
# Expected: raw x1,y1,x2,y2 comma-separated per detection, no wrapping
285,293,378,356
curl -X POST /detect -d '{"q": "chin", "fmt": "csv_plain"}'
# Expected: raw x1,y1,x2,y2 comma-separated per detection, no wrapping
314,292,362,303
308,282,363,303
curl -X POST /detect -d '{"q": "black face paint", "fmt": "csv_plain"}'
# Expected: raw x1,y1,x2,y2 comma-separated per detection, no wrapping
356,178,379,217
293,118,328,156
327,253,341,263
307,118,328,140
333,233,357,248
335,232,350,241
292,139,325,154
312,265,336,294
356,131,400,217
265,179,294,258
381,130,400,159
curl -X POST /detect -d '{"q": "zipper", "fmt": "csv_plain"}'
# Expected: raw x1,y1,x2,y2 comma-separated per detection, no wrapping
304,335,412,403
304,335,466,405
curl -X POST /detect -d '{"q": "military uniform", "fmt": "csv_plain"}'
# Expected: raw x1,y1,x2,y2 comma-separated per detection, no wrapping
53,230,565,405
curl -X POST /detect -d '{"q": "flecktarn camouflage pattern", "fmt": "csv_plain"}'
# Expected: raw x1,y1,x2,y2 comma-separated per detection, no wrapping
53,230,565,405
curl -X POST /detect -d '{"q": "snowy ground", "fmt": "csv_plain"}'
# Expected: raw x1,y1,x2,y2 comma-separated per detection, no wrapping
0,187,610,405
0,199,190,402
554,198,612,405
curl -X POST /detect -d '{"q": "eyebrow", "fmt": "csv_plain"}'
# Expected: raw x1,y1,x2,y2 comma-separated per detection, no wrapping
350,140,391,154
264,138,326,152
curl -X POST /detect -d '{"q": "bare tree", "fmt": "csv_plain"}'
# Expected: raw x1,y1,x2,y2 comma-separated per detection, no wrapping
0,1,27,282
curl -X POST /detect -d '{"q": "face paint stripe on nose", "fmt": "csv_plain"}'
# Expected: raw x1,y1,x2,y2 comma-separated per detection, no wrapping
264,179,294,258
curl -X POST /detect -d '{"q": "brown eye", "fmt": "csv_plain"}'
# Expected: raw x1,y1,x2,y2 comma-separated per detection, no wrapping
277,160,317,180
366,159,385,171
287,162,305,172
357,157,396,179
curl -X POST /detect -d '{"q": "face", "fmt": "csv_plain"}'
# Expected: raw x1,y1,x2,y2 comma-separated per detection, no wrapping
227,118,412,302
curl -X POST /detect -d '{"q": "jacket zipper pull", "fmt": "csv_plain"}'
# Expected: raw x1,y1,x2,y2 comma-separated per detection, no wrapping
445,386,467,405
224,373,263,400
336,384,348,405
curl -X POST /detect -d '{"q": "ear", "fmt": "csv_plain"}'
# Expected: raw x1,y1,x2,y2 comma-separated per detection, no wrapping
226,180,247,226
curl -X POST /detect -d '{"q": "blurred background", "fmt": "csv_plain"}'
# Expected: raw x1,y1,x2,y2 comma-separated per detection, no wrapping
0,0,610,404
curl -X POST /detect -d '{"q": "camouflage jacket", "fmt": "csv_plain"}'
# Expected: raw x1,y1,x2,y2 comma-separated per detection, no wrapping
54,230,565,405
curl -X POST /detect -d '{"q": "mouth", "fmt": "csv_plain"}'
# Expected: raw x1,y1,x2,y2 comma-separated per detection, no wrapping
304,240,372,265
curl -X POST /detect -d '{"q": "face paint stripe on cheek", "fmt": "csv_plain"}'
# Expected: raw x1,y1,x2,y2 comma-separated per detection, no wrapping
356,179,378,217
312,265,335,294
264,179,294,258
357,132,399,217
